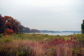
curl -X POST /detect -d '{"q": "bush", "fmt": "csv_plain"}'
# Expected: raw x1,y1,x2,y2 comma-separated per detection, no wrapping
17,45,33,56
0,34,3,38
0,38,12,43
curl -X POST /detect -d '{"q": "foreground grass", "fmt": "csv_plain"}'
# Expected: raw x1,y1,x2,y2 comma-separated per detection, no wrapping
0,34,84,56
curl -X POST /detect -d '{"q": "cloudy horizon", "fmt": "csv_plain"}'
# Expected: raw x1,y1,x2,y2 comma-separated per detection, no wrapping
0,0,84,31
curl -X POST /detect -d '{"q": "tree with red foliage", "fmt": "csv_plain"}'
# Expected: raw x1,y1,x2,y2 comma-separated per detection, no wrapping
4,28,14,35
4,16,21,33
0,15,23,35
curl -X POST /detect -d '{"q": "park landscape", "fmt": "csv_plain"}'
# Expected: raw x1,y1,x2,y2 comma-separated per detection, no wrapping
0,15,84,56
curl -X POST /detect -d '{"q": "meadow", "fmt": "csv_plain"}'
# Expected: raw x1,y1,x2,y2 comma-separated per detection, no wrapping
0,34,84,56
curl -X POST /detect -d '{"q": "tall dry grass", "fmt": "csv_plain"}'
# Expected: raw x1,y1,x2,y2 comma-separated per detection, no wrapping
0,34,84,56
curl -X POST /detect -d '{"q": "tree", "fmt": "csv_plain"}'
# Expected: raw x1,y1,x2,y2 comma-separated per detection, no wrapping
81,20,84,34
0,15,5,34
0,15,23,35
22,27,30,33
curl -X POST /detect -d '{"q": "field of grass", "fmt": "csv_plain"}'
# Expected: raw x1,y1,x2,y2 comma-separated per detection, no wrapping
0,34,84,56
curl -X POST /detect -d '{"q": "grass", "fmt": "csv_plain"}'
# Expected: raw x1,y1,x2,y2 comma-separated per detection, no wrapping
0,33,84,56
0,34,61,41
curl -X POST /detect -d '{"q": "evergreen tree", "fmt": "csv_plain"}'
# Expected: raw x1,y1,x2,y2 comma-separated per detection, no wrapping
81,20,84,33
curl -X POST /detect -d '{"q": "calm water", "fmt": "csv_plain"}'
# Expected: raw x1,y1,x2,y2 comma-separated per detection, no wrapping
40,31,81,35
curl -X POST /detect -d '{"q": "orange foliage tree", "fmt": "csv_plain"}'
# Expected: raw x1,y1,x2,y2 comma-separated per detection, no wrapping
0,15,23,35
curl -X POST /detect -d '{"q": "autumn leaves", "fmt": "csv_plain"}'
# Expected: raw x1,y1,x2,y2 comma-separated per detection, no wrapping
0,15,22,35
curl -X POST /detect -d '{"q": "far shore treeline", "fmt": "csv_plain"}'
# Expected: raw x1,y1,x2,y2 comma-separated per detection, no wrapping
0,15,40,35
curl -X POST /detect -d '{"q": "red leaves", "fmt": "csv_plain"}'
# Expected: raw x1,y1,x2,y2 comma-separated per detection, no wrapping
6,28,14,33
5,22,11,26
4,28,14,35
48,38,65,46
48,38,78,47
0,15,22,35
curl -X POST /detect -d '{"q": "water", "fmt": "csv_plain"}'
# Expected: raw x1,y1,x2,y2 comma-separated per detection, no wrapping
40,31,81,35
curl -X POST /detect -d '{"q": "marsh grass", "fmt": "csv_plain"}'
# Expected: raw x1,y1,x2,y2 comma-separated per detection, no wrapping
0,34,84,56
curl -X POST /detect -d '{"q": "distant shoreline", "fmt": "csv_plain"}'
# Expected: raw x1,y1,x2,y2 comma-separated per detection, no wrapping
25,31,81,35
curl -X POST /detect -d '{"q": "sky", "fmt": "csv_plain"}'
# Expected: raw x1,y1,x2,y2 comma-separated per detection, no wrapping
0,0,84,31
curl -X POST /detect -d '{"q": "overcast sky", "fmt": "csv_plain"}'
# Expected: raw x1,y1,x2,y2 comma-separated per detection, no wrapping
0,0,84,31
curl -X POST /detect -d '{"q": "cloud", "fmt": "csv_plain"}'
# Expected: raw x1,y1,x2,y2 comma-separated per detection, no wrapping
0,0,84,30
